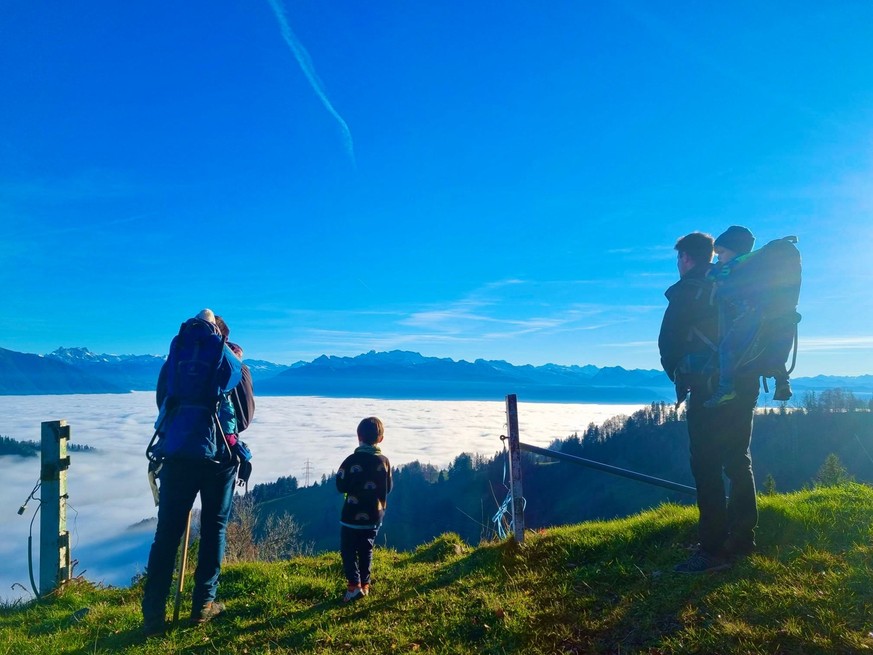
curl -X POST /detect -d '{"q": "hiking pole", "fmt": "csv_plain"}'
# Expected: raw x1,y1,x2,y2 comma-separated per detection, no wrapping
173,509,193,626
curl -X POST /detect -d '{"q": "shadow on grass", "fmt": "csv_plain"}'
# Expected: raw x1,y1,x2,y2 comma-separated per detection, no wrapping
225,545,512,652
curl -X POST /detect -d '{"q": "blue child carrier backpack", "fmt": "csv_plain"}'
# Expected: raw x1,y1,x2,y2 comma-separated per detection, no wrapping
717,236,802,381
147,317,243,462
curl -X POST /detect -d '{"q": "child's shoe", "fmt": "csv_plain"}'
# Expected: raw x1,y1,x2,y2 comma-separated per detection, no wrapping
361,583,370,596
704,385,736,408
343,583,364,603
773,378,793,402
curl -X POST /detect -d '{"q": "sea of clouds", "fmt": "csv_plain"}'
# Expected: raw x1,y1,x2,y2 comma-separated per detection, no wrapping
0,393,641,603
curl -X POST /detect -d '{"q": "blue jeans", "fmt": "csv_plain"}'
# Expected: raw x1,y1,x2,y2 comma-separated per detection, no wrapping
340,526,379,586
142,459,236,622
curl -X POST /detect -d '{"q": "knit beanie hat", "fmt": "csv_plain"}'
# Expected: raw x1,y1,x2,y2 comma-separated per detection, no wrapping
714,225,755,255
195,308,216,324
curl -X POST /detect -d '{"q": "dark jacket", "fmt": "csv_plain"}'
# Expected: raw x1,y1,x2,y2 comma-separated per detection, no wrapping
336,446,393,529
658,264,719,384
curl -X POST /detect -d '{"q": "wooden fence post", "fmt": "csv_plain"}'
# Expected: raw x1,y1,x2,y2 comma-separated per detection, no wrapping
505,394,525,544
40,420,72,596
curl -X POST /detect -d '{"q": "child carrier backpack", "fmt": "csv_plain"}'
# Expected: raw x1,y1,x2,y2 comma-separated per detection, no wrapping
147,317,243,462
717,236,802,383
166,318,228,404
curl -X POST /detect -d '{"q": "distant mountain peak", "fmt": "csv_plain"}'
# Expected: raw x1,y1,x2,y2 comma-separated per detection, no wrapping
310,350,435,365
47,347,164,365
0,347,127,394
48,347,105,362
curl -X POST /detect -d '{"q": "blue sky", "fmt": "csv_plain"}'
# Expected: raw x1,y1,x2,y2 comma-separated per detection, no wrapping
2,1,872,376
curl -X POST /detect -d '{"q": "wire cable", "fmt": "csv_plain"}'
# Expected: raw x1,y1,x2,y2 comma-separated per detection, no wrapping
27,500,41,599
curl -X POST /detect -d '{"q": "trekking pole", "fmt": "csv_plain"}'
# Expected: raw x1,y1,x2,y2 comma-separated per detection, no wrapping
173,509,193,625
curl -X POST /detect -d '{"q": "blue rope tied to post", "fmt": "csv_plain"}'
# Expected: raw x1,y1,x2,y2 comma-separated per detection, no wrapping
492,493,513,540
491,437,525,540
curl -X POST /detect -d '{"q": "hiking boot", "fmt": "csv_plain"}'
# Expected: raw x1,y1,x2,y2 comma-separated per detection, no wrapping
703,386,737,408
674,547,731,574
773,379,793,402
190,601,225,625
343,584,365,603
142,617,167,638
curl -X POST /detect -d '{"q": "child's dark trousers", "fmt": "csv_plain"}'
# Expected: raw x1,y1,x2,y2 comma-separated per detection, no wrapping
341,526,379,586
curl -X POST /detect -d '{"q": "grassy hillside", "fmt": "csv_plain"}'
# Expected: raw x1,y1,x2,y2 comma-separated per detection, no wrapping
2,484,873,654
249,404,873,554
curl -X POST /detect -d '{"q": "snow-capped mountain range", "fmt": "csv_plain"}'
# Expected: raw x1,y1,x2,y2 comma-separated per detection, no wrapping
1,346,870,402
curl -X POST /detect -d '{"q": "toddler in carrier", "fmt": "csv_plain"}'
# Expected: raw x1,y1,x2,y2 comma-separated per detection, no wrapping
704,226,793,407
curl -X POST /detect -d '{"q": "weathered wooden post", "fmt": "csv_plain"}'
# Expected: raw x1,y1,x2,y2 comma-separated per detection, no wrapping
40,420,72,595
505,394,525,544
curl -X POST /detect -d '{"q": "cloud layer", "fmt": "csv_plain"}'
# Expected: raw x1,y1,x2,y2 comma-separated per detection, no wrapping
0,393,640,602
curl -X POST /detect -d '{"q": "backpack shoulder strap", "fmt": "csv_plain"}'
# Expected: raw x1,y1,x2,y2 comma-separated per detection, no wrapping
688,326,718,352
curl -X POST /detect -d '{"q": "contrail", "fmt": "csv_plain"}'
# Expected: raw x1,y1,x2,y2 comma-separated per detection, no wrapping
265,0,356,166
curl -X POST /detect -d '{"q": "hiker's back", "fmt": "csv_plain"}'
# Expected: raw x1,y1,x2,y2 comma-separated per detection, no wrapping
165,319,228,403
156,316,242,461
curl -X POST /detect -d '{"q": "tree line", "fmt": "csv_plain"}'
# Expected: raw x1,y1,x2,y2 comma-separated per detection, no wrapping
0,435,97,456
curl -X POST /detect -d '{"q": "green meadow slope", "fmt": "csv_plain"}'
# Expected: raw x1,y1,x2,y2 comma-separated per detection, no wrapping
2,484,873,654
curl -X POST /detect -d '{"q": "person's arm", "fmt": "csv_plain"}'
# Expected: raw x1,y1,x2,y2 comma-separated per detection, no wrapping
385,459,393,495
156,361,168,408
219,342,243,393
380,457,393,509
336,456,351,494
659,279,713,380
658,292,686,381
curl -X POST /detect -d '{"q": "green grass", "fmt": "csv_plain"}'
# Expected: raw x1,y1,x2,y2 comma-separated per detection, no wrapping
3,484,873,654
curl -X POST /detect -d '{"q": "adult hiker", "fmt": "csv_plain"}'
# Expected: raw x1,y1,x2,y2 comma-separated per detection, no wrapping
141,309,243,636
658,232,759,573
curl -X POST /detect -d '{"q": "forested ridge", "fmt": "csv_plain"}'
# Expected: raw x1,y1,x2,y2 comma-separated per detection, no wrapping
0,435,96,456
252,389,873,551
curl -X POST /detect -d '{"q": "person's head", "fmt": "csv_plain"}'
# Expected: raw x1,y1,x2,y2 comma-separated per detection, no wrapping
214,315,230,338
714,226,755,263
674,232,714,276
196,308,216,324
357,416,384,445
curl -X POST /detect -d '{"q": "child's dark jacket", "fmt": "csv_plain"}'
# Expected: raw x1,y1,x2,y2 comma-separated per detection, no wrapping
336,446,393,530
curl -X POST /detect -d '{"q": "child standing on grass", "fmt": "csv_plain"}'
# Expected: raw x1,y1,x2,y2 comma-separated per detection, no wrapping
336,416,393,602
